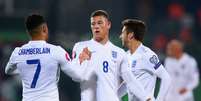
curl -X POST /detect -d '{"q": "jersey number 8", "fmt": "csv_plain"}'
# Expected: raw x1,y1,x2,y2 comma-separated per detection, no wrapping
103,61,109,73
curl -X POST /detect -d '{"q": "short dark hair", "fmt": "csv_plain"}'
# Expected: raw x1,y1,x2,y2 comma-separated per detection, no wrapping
122,19,146,41
25,14,46,34
90,10,110,20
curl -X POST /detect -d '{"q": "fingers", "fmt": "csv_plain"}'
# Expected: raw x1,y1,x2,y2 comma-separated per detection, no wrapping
79,52,86,64
79,52,89,64
83,47,91,60
79,47,91,64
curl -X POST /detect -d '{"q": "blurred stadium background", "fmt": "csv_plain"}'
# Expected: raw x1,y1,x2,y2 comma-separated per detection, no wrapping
0,0,201,101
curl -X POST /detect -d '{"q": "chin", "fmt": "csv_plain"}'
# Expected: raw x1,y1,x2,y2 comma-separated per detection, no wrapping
123,43,129,48
95,37,103,42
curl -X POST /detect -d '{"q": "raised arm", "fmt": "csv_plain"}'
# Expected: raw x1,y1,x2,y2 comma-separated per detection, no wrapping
5,48,19,75
54,46,90,82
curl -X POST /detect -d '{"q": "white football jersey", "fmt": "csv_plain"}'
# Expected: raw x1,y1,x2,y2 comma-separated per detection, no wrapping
164,53,199,101
73,39,98,101
127,44,171,101
5,40,84,101
73,39,148,101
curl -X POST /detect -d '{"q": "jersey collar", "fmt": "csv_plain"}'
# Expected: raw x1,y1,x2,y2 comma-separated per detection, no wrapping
128,43,143,56
91,39,111,48
28,40,46,44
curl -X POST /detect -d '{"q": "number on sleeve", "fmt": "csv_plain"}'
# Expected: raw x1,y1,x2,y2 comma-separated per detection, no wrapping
103,61,109,73
26,59,41,88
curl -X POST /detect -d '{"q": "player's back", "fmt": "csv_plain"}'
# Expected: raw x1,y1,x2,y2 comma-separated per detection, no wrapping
13,41,61,101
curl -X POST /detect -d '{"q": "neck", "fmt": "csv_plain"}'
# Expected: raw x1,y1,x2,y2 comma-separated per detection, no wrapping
175,52,183,60
31,33,46,41
129,40,141,54
100,37,109,45
94,36,109,45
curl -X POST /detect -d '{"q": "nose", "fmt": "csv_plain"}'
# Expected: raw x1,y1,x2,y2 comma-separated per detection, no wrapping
93,23,99,29
119,34,122,39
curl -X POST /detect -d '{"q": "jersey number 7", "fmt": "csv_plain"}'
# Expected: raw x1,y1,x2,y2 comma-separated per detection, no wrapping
26,59,41,88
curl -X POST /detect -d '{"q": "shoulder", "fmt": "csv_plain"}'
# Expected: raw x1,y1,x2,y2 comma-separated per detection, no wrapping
164,57,174,62
164,57,175,66
73,40,91,50
109,43,126,55
109,43,127,62
11,47,21,55
74,40,91,47
42,43,67,55
46,43,65,51
140,45,161,68
46,42,59,48
12,42,29,55
184,53,197,65
141,45,158,59
18,42,30,49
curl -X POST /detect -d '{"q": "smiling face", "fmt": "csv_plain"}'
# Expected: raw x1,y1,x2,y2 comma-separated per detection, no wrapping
91,15,111,43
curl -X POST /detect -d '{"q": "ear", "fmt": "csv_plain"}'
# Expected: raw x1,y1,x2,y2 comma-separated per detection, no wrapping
107,20,111,29
128,32,134,40
42,24,48,33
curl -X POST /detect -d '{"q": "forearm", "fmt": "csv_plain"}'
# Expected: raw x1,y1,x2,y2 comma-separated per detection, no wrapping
117,81,127,98
186,72,199,91
156,66,171,101
61,60,89,82
121,71,149,101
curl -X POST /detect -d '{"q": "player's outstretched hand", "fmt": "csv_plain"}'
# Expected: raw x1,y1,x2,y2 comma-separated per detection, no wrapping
79,47,91,64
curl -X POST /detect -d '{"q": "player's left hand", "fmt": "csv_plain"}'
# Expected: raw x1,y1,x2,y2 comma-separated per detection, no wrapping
179,88,187,95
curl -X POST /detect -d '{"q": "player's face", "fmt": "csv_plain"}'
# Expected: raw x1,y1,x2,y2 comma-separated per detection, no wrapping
120,26,129,48
91,16,111,42
166,43,173,57
167,42,177,57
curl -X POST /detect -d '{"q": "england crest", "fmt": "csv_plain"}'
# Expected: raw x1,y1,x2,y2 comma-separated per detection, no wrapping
112,51,117,59
132,60,137,68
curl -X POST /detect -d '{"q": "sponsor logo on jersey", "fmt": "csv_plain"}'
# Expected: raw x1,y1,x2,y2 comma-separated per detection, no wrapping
112,51,117,59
